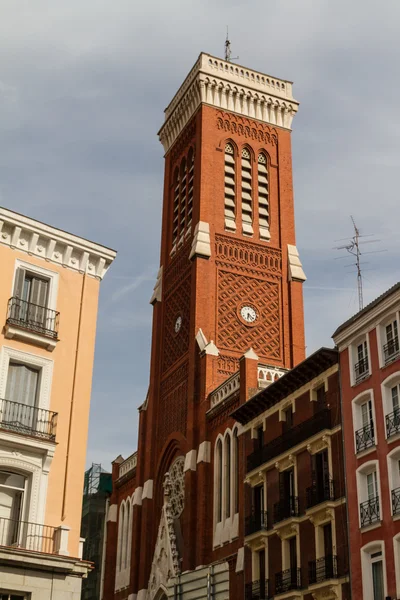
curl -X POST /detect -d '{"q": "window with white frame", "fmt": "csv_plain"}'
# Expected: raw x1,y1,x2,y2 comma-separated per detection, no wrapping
354,339,370,384
383,374,400,439
214,427,240,544
115,496,133,591
357,462,381,528
387,448,400,517
383,317,399,365
353,392,376,453
0,593,28,600
0,471,27,546
7,262,59,340
361,542,387,600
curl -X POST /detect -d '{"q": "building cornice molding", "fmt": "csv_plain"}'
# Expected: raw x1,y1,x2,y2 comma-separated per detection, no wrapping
158,53,299,153
0,207,116,280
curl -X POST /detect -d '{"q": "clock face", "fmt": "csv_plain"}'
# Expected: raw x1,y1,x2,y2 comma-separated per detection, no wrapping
240,305,257,323
174,315,182,333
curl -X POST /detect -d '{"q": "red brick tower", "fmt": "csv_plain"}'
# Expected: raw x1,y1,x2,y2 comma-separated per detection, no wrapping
106,53,307,600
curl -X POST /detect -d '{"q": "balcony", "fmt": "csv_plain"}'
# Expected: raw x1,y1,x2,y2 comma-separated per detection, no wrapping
247,409,332,472
5,297,59,351
354,357,369,384
383,337,400,365
245,579,270,600
0,398,57,442
355,423,375,453
386,410,400,439
360,496,380,527
306,479,335,509
392,487,400,516
245,511,268,536
275,568,301,595
273,496,299,525
0,517,67,554
309,555,337,584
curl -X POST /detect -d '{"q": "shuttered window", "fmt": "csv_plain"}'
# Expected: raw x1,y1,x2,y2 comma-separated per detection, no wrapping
258,153,270,240
241,148,253,236
224,143,236,231
172,168,180,252
187,149,194,233
13,269,49,308
5,363,39,408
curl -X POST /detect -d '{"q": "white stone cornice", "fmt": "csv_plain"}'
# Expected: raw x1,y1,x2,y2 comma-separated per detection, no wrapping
0,207,116,280
159,53,299,153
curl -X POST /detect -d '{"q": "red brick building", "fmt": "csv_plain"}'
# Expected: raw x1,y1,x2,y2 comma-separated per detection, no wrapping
232,348,350,600
333,283,400,600
101,52,307,599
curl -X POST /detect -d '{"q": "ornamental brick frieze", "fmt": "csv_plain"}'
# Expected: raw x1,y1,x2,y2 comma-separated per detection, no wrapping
163,273,191,372
206,396,240,430
217,269,281,358
158,364,189,447
217,354,240,376
215,234,282,277
170,121,196,166
216,111,278,148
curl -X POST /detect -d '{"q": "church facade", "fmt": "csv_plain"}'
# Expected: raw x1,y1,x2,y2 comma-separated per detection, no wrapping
101,52,307,600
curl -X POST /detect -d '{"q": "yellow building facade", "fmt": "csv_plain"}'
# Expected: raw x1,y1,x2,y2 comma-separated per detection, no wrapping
0,207,116,599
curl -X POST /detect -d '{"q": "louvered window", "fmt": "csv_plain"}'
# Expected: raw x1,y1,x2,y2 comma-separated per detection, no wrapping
224,143,236,231
178,159,187,247
258,153,270,240
172,168,180,252
187,149,194,234
241,148,253,236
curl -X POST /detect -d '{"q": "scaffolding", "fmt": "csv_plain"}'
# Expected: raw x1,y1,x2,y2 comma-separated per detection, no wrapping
80,463,112,600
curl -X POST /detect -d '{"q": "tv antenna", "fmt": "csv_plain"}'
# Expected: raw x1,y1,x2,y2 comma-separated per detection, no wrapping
225,27,239,62
333,216,386,312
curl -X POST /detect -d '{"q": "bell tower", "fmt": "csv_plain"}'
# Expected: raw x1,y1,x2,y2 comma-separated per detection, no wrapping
133,53,307,597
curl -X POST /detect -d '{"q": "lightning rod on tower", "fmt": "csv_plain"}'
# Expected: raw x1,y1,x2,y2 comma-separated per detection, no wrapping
224,27,239,62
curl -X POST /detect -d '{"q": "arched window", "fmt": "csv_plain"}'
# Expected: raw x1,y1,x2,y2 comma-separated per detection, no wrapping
216,439,223,523
179,158,187,244
233,428,239,514
224,143,236,232
172,168,180,250
258,153,270,240
241,148,253,236
123,501,130,570
187,148,194,233
117,502,125,572
225,435,231,518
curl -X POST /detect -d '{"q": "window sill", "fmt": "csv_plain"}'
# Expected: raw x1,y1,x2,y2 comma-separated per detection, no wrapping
352,374,371,388
386,431,400,445
4,324,57,352
355,445,377,459
360,520,382,533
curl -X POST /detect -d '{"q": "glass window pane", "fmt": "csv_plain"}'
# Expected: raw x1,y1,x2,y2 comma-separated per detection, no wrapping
372,560,384,600
392,386,399,411
0,472,25,490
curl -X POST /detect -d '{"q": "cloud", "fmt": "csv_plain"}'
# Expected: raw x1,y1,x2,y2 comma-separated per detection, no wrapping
1,0,399,469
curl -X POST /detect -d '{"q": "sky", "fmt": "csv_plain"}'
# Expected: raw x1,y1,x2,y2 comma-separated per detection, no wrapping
1,0,400,469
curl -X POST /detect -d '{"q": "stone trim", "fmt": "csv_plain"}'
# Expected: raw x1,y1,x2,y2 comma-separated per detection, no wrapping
288,244,306,282
133,487,143,506
159,53,299,153
107,504,118,522
149,266,163,305
142,479,153,500
189,221,211,260
184,449,197,472
197,441,211,464
0,207,116,280
235,547,244,572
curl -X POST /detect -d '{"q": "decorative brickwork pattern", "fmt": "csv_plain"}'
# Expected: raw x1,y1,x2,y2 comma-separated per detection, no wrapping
170,119,196,165
216,111,278,146
164,242,191,293
217,354,240,377
217,270,281,358
215,234,281,279
163,273,191,372
158,363,188,447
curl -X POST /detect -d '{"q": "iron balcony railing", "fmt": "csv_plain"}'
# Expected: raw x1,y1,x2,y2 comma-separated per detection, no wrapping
273,496,299,524
306,478,335,509
383,337,400,364
354,357,369,384
386,410,400,439
245,579,270,600
0,517,57,553
392,487,400,516
0,398,57,442
6,296,59,339
309,555,338,584
245,511,268,536
355,422,375,452
275,568,301,594
247,408,332,472
360,496,380,527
